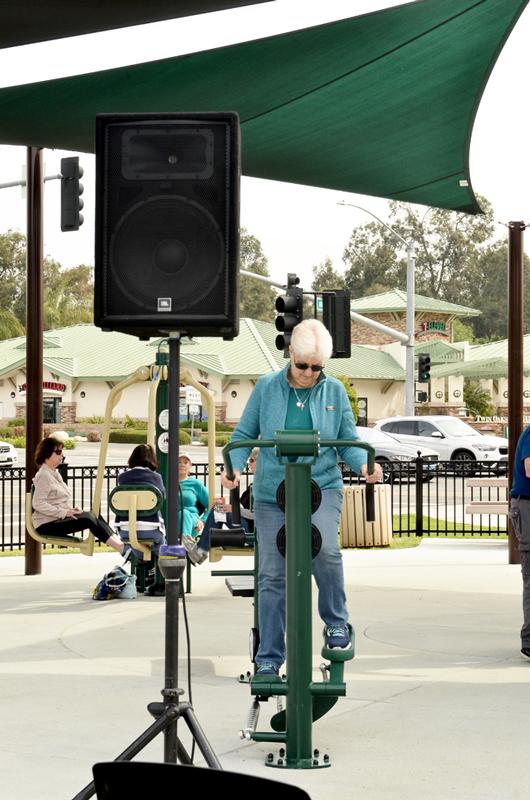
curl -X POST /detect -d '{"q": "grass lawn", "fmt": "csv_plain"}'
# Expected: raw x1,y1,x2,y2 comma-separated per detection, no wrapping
389,514,507,549
0,545,115,557
4,517,507,556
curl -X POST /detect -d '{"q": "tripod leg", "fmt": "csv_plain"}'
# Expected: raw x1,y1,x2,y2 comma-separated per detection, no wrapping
181,705,222,768
71,707,188,800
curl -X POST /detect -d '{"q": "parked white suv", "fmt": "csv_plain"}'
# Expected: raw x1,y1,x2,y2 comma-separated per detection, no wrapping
374,416,508,474
0,440,18,466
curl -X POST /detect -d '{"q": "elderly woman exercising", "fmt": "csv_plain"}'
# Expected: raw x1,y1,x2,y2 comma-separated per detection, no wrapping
222,319,381,677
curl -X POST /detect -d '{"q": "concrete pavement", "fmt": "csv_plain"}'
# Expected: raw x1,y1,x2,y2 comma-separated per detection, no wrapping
0,539,528,800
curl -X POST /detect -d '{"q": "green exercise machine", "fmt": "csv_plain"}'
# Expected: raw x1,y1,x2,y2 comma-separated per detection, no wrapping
222,430,375,770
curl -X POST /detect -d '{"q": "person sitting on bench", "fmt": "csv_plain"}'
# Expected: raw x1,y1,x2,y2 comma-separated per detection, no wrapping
32,435,129,557
114,444,167,561
178,452,209,539
183,448,258,564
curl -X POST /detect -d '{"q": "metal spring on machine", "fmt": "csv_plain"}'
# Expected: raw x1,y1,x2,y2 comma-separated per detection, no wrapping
239,698,260,740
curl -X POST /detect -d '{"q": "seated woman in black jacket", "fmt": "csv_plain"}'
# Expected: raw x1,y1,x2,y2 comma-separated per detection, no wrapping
114,444,166,560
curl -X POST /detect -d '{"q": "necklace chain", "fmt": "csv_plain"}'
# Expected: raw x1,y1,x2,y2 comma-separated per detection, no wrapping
292,385,313,410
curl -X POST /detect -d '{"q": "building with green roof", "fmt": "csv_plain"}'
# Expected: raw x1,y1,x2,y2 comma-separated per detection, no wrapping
350,288,479,348
0,320,406,425
428,335,530,417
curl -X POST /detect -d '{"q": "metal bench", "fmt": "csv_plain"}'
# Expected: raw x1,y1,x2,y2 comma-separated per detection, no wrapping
465,477,509,515
25,491,95,556
109,484,164,562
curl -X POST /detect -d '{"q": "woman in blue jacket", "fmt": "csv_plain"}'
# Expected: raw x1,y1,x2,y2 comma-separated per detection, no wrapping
222,319,382,678
178,452,209,537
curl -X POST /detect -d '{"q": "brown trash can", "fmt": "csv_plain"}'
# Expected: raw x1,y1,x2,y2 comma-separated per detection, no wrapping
340,484,392,547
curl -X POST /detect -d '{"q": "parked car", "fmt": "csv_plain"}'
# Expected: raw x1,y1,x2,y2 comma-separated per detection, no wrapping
0,441,17,466
342,425,439,483
373,415,508,475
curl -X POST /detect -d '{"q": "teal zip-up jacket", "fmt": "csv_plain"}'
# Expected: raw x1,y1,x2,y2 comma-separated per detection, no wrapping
229,365,367,504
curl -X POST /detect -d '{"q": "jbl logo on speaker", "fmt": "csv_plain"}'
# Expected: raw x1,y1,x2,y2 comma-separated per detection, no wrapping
94,113,240,341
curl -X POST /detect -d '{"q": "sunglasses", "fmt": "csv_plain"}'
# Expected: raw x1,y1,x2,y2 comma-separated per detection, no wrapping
54,449,64,456
294,362,324,373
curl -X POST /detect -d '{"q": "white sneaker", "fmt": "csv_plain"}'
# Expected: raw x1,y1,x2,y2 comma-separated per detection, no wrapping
182,536,207,565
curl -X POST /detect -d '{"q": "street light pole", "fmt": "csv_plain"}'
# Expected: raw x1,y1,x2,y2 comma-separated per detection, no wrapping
405,242,415,416
337,201,416,416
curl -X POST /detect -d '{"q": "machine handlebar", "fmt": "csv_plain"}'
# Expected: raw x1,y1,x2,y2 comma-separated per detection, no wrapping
222,435,376,522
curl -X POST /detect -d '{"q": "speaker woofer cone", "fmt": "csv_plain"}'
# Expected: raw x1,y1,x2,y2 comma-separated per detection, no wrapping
109,195,224,312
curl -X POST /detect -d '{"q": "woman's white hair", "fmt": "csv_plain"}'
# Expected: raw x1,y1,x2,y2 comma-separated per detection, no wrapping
290,319,333,363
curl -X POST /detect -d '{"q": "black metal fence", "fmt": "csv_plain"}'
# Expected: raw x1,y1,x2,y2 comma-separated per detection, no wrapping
0,457,508,552
342,457,508,538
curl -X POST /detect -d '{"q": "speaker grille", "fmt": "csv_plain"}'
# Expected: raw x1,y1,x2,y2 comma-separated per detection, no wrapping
109,196,225,314
95,113,240,339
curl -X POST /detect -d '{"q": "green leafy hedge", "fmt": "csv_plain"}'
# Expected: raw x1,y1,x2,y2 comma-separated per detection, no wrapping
109,429,147,444
199,431,232,446
109,428,191,444
2,436,76,449
5,436,25,448
181,421,234,432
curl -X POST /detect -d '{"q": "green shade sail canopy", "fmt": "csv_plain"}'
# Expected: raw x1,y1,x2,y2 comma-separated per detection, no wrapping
0,0,527,212
0,1,272,49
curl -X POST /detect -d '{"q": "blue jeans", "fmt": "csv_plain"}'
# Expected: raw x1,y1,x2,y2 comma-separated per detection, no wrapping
254,488,347,668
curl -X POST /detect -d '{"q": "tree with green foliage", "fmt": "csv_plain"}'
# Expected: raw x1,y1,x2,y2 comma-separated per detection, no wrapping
0,229,96,338
464,380,495,418
468,241,530,342
0,229,26,327
311,257,345,292
342,197,496,305
43,261,94,330
0,309,24,340
337,375,359,422
239,228,276,322
342,223,402,299
452,318,477,344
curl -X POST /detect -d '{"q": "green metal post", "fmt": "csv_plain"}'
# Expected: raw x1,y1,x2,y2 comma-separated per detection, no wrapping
154,350,172,592
155,350,169,524
285,461,313,768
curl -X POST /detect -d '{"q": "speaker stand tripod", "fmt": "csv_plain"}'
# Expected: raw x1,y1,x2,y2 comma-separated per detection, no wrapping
72,333,220,800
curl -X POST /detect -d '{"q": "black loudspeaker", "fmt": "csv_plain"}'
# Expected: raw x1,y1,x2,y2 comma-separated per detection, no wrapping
94,112,240,340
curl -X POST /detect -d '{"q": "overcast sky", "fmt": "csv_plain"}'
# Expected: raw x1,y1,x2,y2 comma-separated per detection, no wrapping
0,0,529,291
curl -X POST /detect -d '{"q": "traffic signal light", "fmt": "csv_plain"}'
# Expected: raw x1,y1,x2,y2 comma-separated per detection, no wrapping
322,290,351,358
61,156,84,231
275,273,304,355
417,353,431,382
